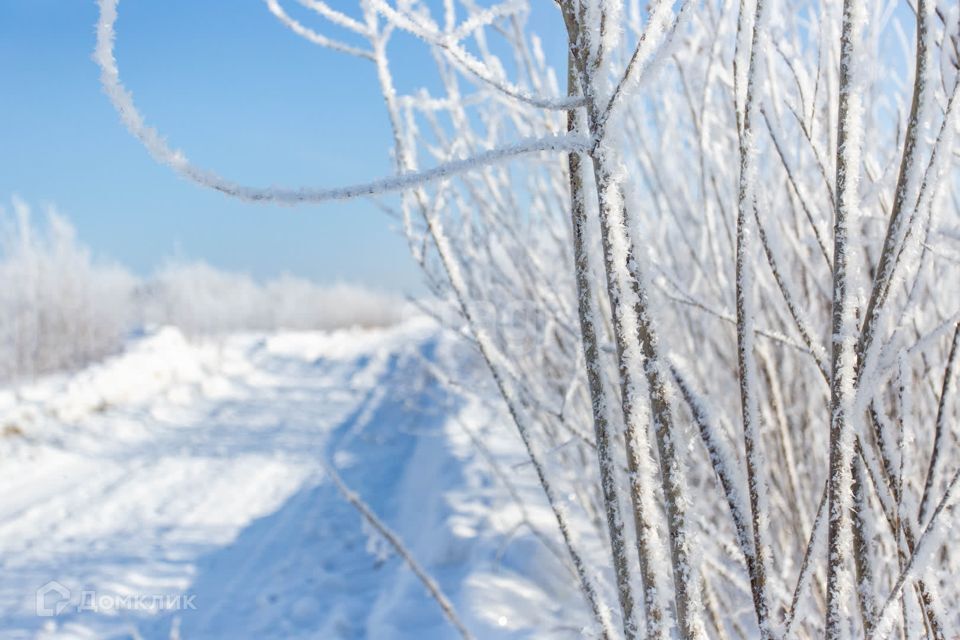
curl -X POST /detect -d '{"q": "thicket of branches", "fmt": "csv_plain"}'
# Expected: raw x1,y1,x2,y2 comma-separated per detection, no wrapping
0,199,403,382
95,0,960,637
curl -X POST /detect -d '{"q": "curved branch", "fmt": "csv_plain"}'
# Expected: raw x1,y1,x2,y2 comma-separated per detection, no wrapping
95,0,588,204
369,0,584,110
297,0,368,35
265,0,374,59
451,0,526,41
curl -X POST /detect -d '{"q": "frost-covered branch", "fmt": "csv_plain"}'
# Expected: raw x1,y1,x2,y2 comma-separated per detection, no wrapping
94,0,586,205
733,0,777,634
265,0,373,59
320,459,475,640
825,0,867,635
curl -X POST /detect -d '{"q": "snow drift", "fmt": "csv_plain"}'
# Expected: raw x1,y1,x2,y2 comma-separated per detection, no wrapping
0,319,587,639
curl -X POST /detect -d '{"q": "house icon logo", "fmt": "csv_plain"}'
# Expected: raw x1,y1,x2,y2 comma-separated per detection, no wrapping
36,581,71,617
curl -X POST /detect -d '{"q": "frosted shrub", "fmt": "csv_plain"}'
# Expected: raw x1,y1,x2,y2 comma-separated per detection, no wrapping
0,201,404,383
140,261,271,335
0,199,136,381
141,262,405,335
96,0,960,637
263,276,405,331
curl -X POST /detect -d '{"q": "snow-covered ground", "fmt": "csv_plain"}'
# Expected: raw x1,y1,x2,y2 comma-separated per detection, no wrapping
0,319,581,639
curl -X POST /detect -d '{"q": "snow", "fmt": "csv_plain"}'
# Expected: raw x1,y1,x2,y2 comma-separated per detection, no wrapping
61,0,960,634
0,318,582,639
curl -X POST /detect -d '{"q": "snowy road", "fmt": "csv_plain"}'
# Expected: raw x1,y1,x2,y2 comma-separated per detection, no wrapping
0,320,577,639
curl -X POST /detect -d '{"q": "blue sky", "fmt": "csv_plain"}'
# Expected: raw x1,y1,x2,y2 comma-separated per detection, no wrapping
0,1,923,294
0,1,452,291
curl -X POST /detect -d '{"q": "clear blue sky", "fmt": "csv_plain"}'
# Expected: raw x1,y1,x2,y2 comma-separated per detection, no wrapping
0,2,918,293
0,1,465,291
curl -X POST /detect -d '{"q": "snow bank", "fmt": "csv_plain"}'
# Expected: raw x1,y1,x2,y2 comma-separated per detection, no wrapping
0,318,585,639
0,326,208,429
